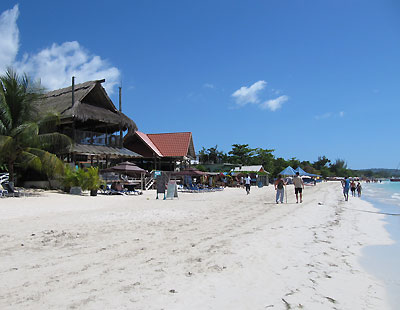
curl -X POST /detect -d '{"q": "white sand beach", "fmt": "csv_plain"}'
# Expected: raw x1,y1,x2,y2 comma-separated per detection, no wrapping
0,182,393,309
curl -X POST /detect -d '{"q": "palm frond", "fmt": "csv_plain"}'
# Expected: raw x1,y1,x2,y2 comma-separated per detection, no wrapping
0,81,11,134
18,150,42,171
0,68,42,130
10,122,39,148
37,132,72,154
24,147,65,177
37,113,61,134
0,135,16,159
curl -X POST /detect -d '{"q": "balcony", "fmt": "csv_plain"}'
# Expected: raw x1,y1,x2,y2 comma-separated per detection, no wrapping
73,130,122,148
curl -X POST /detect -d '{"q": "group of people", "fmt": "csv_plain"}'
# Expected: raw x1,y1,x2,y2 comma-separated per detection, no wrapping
273,172,305,204
342,177,362,201
243,173,364,203
243,172,305,203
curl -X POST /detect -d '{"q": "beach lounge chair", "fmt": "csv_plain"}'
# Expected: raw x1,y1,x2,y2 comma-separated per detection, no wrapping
99,184,126,195
1,182,23,197
0,185,8,197
123,184,143,195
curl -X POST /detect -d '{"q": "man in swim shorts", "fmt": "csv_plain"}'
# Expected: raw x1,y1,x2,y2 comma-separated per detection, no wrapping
293,172,305,203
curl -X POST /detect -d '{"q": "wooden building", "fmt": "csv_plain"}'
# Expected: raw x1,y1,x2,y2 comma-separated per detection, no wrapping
40,79,141,167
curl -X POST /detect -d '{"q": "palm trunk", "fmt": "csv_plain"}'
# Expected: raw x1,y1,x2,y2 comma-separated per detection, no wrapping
8,160,14,182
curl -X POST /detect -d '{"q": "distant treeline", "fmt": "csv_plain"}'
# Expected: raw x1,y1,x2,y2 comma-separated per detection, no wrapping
196,144,398,179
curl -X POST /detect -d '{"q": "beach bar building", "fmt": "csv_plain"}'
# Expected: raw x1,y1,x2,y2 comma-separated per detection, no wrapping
40,79,141,167
123,131,196,171
232,165,270,186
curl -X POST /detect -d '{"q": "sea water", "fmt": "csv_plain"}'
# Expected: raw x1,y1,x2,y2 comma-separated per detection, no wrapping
361,181,400,309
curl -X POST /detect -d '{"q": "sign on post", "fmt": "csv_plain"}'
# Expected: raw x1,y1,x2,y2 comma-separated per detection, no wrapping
166,180,178,199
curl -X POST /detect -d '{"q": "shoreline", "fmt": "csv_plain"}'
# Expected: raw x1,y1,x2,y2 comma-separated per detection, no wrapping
360,189,400,310
0,182,393,309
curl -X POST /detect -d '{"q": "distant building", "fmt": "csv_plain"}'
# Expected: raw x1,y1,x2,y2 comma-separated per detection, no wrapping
232,165,267,173
232,165,269,186
124,131,196,171
40,79,141,167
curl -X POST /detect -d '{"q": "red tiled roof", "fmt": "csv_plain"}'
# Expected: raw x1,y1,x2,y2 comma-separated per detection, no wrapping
136,131,163,157
147,132,193,157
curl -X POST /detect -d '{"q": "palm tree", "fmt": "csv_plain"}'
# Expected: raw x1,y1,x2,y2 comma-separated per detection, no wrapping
0,68,72,183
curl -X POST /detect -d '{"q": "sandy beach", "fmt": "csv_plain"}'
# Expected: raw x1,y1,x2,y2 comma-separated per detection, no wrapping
0,182,393,309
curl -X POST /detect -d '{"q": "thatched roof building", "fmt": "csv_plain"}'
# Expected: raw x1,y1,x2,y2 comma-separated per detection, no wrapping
41,79,137,133
40,79,141,166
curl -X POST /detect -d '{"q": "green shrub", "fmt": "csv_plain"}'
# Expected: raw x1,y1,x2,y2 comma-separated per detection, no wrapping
62,166,102,191
84,167,102,191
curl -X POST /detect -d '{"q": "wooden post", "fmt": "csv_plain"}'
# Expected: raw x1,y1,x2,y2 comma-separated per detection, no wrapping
71,77,76,164
71,76,75,108
119,87,123,148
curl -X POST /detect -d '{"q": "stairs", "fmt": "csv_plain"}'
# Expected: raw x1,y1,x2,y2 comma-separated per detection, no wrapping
0,173,9,184
145,178,155,190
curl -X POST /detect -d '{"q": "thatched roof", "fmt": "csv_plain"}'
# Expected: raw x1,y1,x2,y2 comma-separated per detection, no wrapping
72,144,141,158
40,79,137,133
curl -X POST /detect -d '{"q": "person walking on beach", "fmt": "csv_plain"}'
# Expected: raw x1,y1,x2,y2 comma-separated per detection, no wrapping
244,174,251,195
342,177,350,201
274,175,286,204
356,182,362,197
293,172,305,203
350,179,356,197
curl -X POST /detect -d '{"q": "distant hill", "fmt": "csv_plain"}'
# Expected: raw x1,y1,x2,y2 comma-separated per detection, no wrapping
357,168,400,177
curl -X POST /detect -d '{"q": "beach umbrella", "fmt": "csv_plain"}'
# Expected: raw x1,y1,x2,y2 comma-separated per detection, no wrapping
294,167,308,176
109,161,147,176
279,166,296,176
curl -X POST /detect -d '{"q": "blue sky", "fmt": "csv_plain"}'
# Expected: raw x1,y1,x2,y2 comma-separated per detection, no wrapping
0,1,399,169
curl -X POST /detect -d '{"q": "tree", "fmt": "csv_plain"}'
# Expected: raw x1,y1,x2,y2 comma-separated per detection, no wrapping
303,165,318,175
198,147,209,163
319,166,332,178
252,147,275,173
198,145,226,164
313,156,331,171
287,157,301,169
272,157,289,177
0,68,71,183
207,145,225,164
228,144,254,165
329,158,348,177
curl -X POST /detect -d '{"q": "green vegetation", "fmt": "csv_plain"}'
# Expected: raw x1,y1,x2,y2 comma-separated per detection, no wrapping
84,167,102,191
62,166,102,192
0,68,71,183
198,144,386,178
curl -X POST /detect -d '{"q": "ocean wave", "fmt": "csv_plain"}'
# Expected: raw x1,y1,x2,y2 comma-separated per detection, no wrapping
391,193,400,200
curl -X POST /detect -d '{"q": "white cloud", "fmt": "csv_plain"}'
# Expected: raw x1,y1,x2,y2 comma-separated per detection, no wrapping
0,5,120,94
271,88,281,95
260,95,289,111
315,112,332,120
232,80,267,106
0,5,19,72
15,41,120,94
203,83,215,89
339,111,344,117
